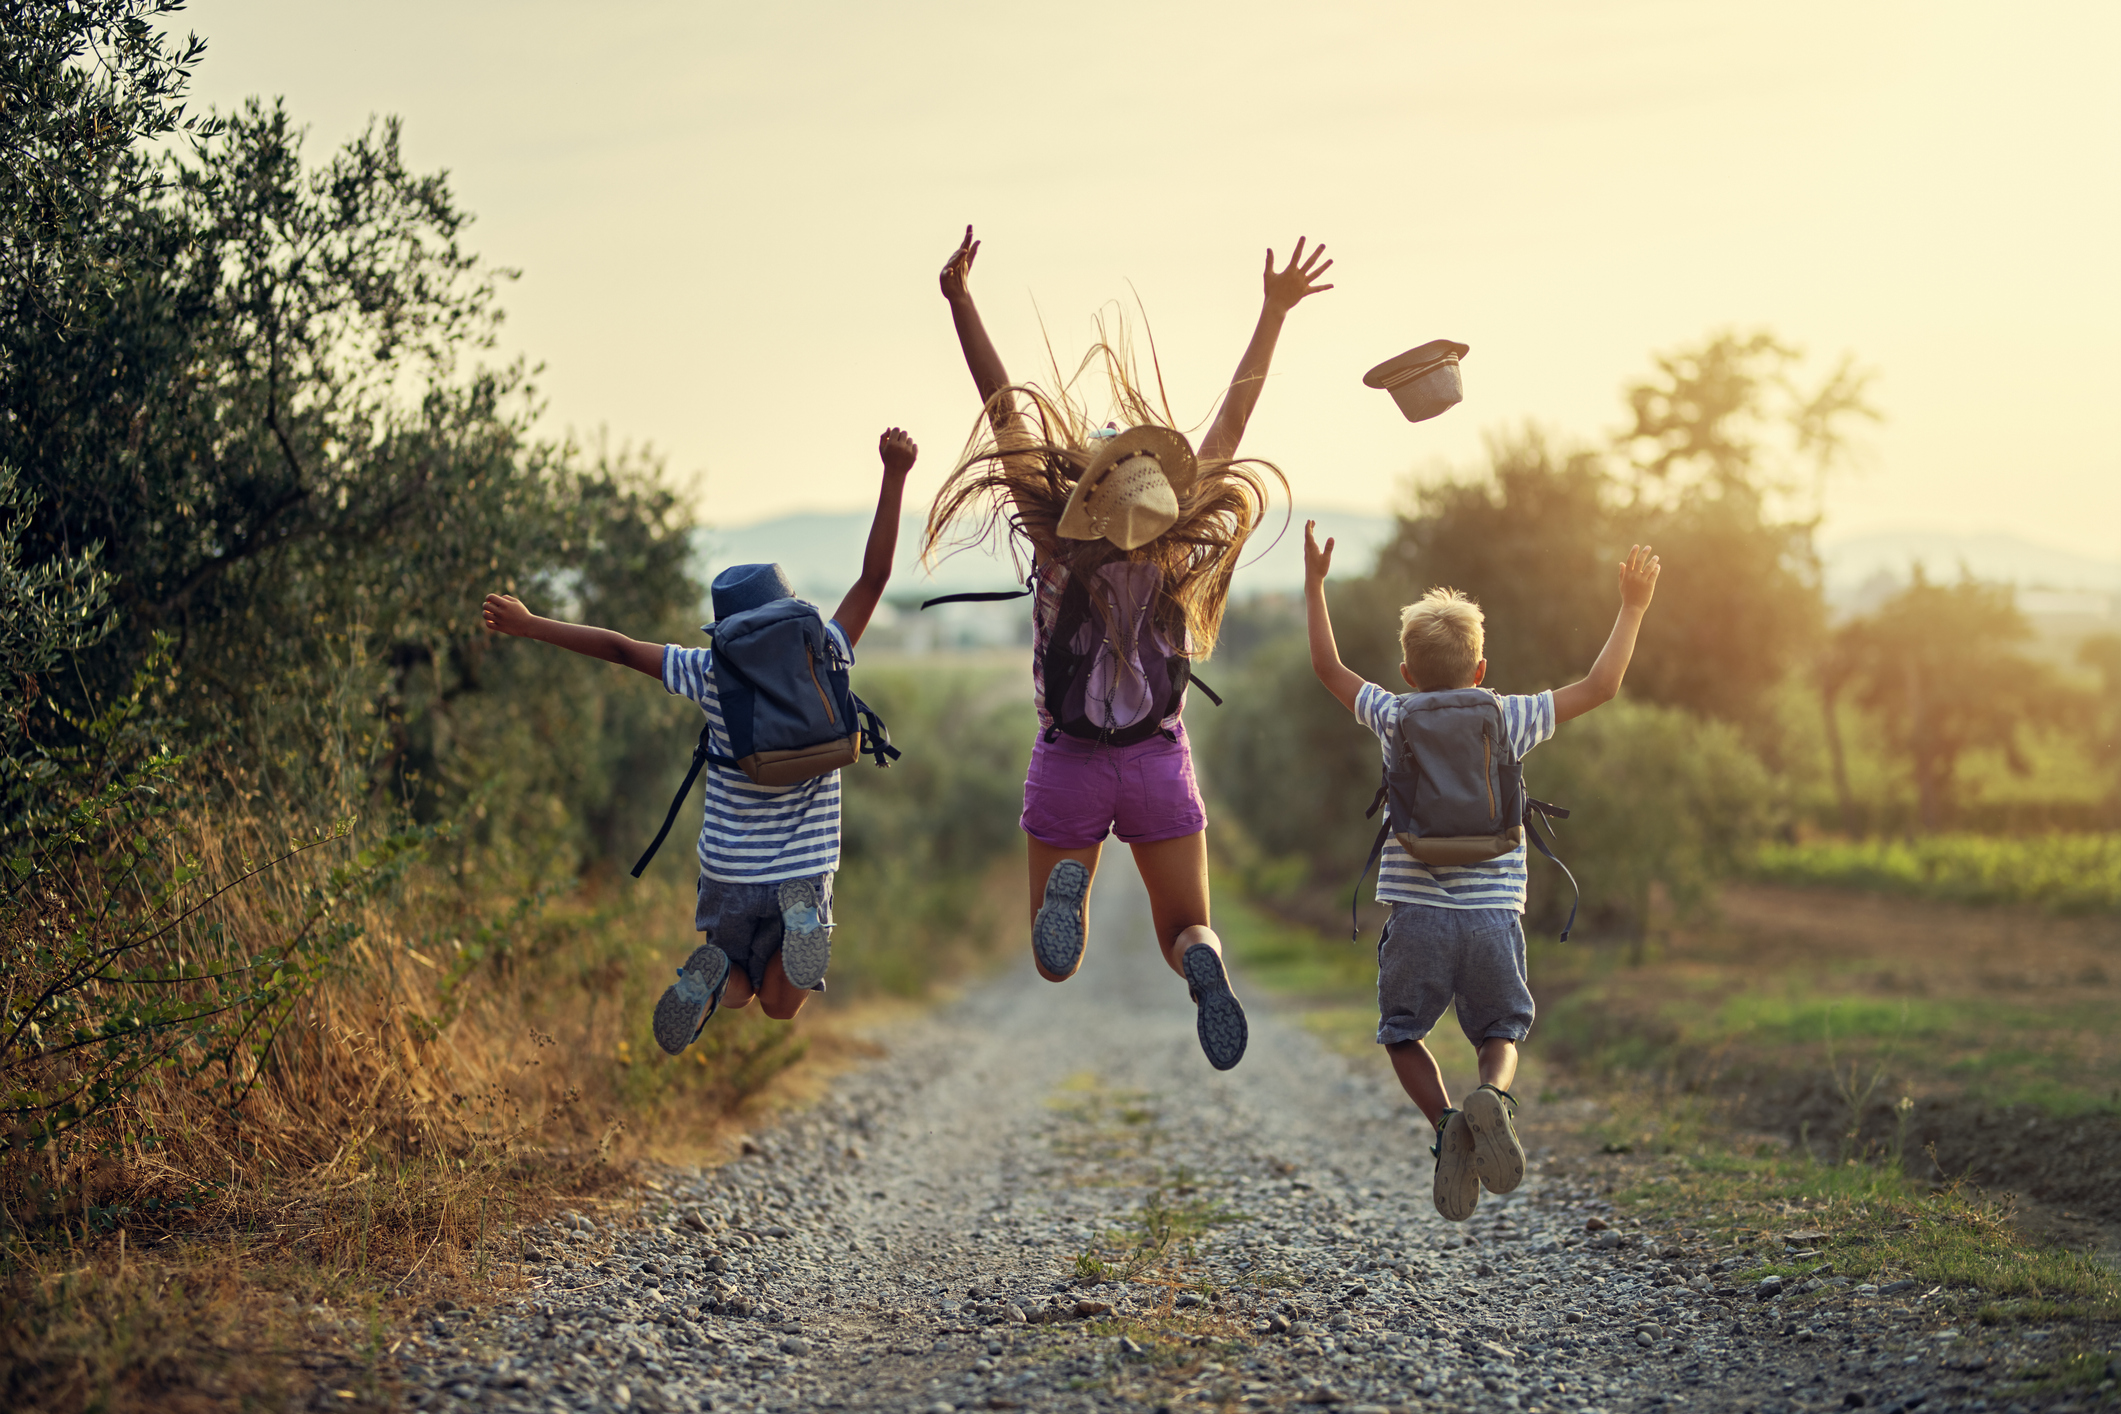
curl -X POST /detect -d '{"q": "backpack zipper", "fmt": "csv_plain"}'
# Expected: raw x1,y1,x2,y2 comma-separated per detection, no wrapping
806,644,836,724
1483,725,1496,820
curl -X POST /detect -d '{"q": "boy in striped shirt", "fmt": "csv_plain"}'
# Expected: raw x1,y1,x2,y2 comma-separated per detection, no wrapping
482,428,917,1051
1302,521,1660,1220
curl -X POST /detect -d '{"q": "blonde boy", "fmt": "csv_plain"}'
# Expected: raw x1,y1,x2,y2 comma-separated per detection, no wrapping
1302,522,1660,1220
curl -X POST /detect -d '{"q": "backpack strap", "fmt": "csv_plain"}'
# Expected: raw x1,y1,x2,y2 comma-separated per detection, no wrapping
632,719,739,878
1350,769,1392,939
1188,673,1223,707
850,692,901,768
1523,797,1579,941
920,574,1036,610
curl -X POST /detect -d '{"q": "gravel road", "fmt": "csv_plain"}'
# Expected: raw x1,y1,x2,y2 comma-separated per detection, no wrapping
393,870,2090,1414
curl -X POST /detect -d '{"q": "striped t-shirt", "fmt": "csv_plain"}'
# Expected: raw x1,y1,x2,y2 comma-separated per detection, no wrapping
661,620,852,884
1354,682,1556,911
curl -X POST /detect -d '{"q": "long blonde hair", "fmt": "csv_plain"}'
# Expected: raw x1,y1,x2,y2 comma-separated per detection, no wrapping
922,327,1285,659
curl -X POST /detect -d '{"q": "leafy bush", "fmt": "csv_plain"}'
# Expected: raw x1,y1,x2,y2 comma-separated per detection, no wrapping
832,662,1035,995
1749,833,2121,915
1524,699,1775,935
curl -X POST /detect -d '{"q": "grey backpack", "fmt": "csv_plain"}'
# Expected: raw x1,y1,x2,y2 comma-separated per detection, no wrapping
1354,687,1578,939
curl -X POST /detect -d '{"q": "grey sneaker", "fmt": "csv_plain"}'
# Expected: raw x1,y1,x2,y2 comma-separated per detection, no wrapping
778,877,831,991
1463,1084,1526,1194
1032,859,1090,981
1181,943,1248,1071
1431,1108,1481,1222
653,944,731,1055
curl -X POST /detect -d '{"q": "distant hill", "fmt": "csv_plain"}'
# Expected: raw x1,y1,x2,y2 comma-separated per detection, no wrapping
1820,530,2121,617
693,506,1399,605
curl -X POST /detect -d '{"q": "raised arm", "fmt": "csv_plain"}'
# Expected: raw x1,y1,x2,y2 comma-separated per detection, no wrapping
1198,238,1335,464
1552,545,1662,723
1303,521,1366,712
939,226,1021,439
832,428,917,648
481,594,665,679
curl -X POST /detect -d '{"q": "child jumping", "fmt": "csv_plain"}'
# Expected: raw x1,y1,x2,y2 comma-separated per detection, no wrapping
927,226,1332,1071
1302,520,1660,1218
481,428,917,1052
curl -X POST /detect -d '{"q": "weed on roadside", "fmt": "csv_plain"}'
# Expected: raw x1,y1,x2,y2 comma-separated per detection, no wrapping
1586,1146,2121,1317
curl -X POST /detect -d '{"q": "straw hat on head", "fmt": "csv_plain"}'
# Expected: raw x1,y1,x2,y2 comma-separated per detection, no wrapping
1056,425,1199,551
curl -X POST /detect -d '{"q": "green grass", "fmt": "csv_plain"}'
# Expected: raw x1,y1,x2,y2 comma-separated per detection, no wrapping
1218,867,2121,1317
1536,947,2121,1119
1214,887,1376,998
1605,1148,2121,1319
1751,833,2121,914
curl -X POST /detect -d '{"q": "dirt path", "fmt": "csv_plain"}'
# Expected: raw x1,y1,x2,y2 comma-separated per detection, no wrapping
395,872,2089,1414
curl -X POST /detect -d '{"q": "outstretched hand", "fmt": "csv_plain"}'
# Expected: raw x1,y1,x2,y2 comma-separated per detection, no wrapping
940,225,980,302
1619,544,1661,610
1263,237,1334,314
482,592,535,637
1303,519,1336,585
879,426,918,477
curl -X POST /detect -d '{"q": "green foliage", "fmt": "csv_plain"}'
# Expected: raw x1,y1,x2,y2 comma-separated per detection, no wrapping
1750,833,2121,915
1196,630,1386,885
830,662,1034,995
1,0,221,336
0,468,112,755
1526,700,1775,934
3,43,704,871
1821,571,2085,832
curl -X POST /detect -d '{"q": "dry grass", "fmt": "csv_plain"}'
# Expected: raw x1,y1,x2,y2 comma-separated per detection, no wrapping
2,773,1021,1413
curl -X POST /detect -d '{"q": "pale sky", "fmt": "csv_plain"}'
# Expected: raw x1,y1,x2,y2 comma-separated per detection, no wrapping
183,0,2120,560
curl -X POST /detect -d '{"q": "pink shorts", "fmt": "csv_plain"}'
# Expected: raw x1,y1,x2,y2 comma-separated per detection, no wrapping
1019,724,1209,850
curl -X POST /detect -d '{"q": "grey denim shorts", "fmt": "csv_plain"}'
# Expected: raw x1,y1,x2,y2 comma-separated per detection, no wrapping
695,871,834,992
1375,903,1535,1048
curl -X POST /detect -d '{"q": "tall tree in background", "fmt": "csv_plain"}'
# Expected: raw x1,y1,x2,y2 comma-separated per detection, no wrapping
1612,331,1876,744
1839,571,2069,831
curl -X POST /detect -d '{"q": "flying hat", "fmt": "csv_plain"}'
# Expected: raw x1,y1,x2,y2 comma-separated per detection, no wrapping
710,562,795,620
1364,340,1470,423
1056,425,1199,551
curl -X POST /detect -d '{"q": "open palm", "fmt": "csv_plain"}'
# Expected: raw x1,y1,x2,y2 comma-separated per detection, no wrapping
1263,237,1334,313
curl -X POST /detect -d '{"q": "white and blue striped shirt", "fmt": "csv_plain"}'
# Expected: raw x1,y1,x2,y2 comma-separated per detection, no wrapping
1354,682,1556,911
662,620,852,884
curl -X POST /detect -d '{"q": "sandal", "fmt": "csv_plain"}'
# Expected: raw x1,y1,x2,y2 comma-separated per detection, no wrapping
1462,1083,1526,1195
1431,1108,1481,1222
778,877,832,991
1182,943,1248,1071
653,943,732,1055
1032,859,1090,981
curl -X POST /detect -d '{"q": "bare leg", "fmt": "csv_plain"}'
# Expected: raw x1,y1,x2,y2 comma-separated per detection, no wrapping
1478,1038,1519,1093
1387,1039,1451,1128
755,954,810,1021
1028,835,1103,982
1126,830,1216,975
722,971,755,1010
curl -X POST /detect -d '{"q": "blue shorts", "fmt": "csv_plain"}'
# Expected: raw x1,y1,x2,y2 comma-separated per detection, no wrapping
695,871,834,991
1374,904,1534,1048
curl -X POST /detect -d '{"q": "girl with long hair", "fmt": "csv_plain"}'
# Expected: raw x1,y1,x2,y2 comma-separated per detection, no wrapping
926,227,1333,1070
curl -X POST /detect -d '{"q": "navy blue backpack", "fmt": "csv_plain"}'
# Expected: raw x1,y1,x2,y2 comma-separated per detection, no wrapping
631,598,897,877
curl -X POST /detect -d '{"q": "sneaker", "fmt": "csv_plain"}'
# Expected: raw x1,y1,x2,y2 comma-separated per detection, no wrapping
1032,859,1090,981
778,877,832,991
653,944,731,1055
1181,943,1248,1071
1431,1108,1481,1222
1462,1084,1526,1194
